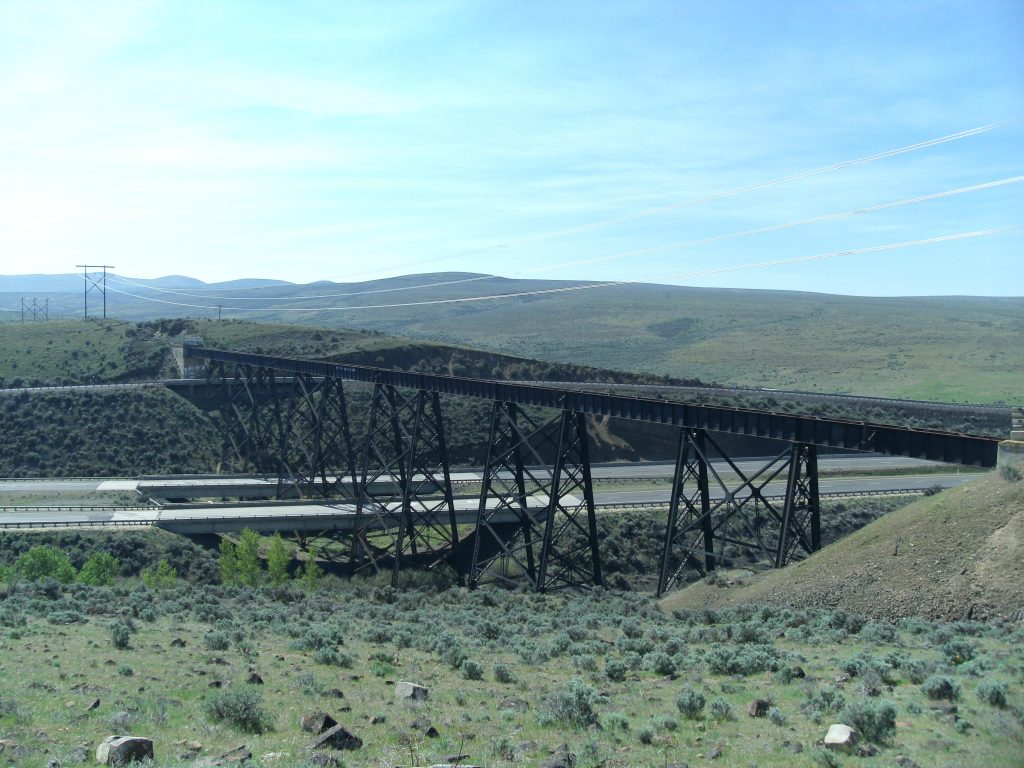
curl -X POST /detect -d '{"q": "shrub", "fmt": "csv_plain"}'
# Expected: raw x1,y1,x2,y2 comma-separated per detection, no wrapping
493,662,515,684
768,706,786,726
314,647,353,668
941,638,976,665
976,679,1008,708
203,631,231,651
77,552,120,586
676,686,706,719
605,659,627,682
841,699,896,743
709,698,734,722
921,674,960,701
110,621,132,649
117,665,134,677
999,463,1022,482
705,644,781,676
903,658,934,684
646,651,676,676
17,545,76,583
461,659,484,680
538,679,600,728
203,687,273,733
636,725,655,744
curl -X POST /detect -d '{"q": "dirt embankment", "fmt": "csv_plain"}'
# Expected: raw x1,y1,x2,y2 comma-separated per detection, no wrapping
660,469,1024,622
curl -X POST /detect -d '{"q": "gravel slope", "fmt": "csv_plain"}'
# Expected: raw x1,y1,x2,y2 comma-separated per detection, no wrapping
660,468,1024,622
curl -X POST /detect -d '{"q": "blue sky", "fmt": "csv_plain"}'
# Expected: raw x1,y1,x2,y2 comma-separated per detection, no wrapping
1,0,1021,296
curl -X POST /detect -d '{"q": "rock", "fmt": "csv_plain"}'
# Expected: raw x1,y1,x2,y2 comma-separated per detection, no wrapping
170,638,186,647
301,711,339,734
540,750,577,768
67,744,89,763
895,757,921,768
192,745,252,766
395,681,428,702
246,672,264,685
499,696,529,711
95,736,154,766
428,764,482,768
307,754,344,767
857,743,879,757
441,754,472,764
328,688,345,699
781,740,803,754
369,715,386,725
708,745,723,760
790,666,806,678
747,699,770,717
823,724,858,751
308,724,362,751
87,699,101,711
411,716,439,737
514,741,538,756
208,680,223,688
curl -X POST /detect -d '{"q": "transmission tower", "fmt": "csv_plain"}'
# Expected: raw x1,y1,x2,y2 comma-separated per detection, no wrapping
20,298,49,323
76,265,115,319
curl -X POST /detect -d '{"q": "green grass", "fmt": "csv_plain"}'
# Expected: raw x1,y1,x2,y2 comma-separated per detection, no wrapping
0,572,1020,767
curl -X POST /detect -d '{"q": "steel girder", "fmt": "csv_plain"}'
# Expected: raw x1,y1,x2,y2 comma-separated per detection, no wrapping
657,429,821,595
469,403,602,592
352,384,458,585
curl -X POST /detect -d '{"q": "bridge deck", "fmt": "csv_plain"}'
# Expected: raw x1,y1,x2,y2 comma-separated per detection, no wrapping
189,347,1000,466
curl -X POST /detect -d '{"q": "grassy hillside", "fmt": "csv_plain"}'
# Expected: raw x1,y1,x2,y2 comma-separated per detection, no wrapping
1,535,1021,767
19,274,1020,402
0,388,221,477
661,468,1024,622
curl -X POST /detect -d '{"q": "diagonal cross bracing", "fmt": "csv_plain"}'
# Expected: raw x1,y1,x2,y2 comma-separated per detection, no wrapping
470,403,602,592
352,384,458,584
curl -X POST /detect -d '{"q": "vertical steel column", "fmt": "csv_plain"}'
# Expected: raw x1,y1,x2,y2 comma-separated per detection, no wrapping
775,442,820,567
536,411,601,593
658,427,712,596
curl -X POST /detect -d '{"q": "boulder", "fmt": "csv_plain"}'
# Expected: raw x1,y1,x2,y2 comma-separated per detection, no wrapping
246,672,264,685
823,724,858,752
95,736,154,766
540,750,577,768
395,681,428,702
192,745,252,766
747,699,770,717
301,712,338,734
308,724,362,751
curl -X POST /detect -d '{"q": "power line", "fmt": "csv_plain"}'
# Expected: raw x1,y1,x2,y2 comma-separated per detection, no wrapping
98,117,1023,300
332,117,1024,281
100,227,1014,314
104,174,1023,303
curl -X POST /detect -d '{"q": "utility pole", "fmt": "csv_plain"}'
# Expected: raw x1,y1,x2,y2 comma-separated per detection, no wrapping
76,265,115,319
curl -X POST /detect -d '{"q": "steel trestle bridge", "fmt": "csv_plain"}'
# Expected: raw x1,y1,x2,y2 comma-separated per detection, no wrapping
182,345,999,594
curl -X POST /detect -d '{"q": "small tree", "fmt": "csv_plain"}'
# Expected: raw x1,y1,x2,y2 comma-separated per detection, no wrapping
266,534,293,586
141,559,177,589
235,529,263,586
299,547,324,591
78,552,120,586
17,545,77,583
219,538,239,585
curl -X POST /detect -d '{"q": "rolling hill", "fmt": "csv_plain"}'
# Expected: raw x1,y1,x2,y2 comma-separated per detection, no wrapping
4,272,1021,402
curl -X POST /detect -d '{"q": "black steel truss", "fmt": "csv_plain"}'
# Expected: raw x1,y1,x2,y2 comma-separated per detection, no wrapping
657,430,821,595
186,347,1000,467
469,403,601,592
274,374,358,501
352,384,458,584
209,363,357,500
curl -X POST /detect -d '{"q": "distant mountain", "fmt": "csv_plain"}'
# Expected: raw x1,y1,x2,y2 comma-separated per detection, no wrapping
0,273,293,293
